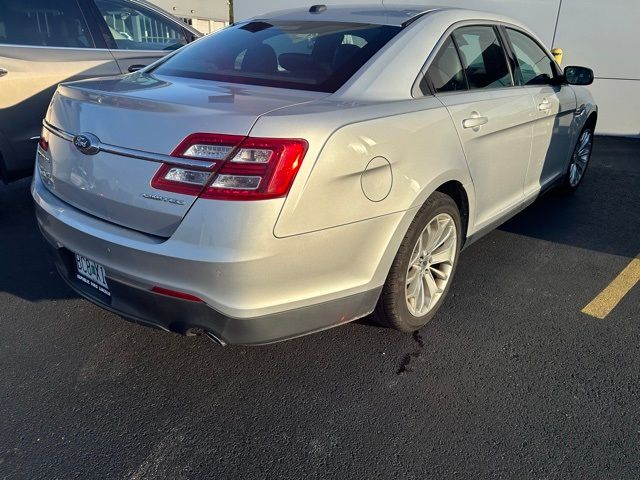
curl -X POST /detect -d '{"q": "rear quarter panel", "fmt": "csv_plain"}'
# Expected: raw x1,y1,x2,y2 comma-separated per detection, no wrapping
249,97,473,238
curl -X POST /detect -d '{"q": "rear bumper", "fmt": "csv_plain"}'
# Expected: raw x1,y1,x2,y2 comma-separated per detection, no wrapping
45,242,379,345
31,170,392,345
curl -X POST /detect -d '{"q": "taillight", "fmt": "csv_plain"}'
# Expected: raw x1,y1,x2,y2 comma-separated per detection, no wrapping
38,127,50,151
37,127,53,186
202,138,307,200
150,133,243,195
173,133,244,161
152,133,308,201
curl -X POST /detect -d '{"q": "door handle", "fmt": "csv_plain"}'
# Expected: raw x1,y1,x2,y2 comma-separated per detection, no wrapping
462,113,488,130
0,68,8,77
128,64,146,73
538,99,552,111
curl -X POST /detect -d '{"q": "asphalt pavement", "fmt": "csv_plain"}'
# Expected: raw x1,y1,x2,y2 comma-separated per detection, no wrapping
1,137,639,479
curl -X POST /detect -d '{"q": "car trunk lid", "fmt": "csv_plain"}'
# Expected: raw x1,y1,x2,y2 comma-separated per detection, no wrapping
43,74,323,237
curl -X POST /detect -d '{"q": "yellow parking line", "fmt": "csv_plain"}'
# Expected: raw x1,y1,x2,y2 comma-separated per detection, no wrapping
582,254,640,319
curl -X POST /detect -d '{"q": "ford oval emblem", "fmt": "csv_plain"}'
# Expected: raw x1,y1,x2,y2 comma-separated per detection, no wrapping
73,133,100,155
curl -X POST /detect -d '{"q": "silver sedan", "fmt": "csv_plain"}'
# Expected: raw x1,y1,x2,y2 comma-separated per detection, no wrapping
32,4,597,345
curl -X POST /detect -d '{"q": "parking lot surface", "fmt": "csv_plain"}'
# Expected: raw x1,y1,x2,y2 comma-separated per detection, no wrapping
1,137,639,479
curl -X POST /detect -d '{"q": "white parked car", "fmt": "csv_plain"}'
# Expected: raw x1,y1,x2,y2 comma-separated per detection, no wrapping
32,5,597,345
0,0,200,182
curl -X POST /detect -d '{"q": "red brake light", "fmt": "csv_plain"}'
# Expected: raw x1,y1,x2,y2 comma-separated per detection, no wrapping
151,134,308,201
202,137,307,200
38,128,50,151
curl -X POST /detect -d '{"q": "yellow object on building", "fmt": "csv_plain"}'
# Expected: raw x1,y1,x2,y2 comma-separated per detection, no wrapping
551,48,564,65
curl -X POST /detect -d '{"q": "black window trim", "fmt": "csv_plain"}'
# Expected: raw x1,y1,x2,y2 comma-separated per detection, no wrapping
499,24,564,87
78,0,109,49
413,20,536,98
449,33,470,91
496,25,519,84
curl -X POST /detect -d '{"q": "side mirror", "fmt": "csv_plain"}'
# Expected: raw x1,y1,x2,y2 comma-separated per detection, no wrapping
564,66,594,86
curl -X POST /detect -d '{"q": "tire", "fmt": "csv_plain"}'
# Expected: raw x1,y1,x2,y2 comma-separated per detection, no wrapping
375,192,462,332
558,126,594,194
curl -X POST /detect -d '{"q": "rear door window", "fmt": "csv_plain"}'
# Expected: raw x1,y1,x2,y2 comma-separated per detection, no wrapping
452,26,513,89
152,21,401,93
94,0,187,51
0,0,93,48
427,36,467,93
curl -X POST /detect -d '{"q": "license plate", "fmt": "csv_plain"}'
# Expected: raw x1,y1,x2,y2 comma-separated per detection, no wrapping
75,253,110,297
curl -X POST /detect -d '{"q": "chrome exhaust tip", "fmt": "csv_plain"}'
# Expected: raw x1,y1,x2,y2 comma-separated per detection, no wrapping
186,327,227,346
205,331,227,346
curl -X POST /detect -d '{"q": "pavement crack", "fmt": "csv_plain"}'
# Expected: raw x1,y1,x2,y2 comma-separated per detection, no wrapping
396,331,425,375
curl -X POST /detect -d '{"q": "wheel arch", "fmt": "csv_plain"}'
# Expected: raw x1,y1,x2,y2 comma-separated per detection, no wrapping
585,111,598,132
370,176,473,292
436,180,470,246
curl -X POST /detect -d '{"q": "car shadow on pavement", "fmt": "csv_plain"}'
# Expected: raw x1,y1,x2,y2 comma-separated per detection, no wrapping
498,136,640,259
0,177,79,301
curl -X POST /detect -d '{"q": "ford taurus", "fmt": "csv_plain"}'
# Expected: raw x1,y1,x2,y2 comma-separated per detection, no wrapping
32,5,597,345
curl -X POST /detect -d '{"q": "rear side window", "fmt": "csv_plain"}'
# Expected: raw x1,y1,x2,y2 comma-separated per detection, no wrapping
0,0,93,48
94,0,187,51
505,28,556,85
452,26,513,89
427,36,467,93
152,21,402,93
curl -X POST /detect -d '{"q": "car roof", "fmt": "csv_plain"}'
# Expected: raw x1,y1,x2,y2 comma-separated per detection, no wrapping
250,4,443,27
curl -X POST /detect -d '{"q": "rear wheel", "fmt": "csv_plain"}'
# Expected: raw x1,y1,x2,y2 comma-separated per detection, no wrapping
559,127,593,193
376,192,461,332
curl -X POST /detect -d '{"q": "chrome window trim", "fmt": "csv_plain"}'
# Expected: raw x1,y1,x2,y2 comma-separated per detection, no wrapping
42,120,216,169
110,48,180,54
430,85,528,99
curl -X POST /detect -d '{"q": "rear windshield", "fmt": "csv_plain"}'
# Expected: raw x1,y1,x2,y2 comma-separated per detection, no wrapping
151,21,401,93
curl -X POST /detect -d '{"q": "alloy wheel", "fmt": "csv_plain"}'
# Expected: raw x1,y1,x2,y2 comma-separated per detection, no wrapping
405,213,457,317
569,129,593,187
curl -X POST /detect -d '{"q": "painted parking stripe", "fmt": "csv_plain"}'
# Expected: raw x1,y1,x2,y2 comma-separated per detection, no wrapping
582,254,640,319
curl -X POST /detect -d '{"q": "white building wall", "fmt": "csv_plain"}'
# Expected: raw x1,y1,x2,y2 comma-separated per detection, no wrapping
233,0,639,136
149,0,229,33
553,0,640,136
151,0,229,22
